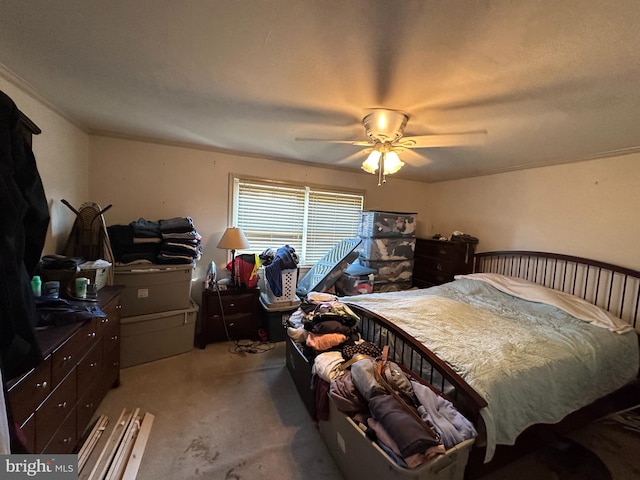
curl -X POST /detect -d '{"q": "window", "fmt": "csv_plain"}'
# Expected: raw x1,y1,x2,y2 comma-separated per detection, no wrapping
232,177,364,265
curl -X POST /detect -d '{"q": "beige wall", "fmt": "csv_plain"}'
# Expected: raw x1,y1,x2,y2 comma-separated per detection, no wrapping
4,76,639,278
428,154,640,270
0,76,89,255
88,135,432,294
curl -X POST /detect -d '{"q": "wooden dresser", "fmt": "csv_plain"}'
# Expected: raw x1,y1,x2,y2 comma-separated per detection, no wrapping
7,286,122,453
413,238,476,288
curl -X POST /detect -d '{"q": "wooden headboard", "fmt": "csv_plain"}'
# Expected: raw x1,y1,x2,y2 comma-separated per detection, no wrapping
474,251,640,330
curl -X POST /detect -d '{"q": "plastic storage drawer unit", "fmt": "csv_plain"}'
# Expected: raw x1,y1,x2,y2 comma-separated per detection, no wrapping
358,237,416,261
358,211,417,238
114,264,193,317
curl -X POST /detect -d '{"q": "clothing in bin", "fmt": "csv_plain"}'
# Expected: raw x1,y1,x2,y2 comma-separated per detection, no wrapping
260,245,299,297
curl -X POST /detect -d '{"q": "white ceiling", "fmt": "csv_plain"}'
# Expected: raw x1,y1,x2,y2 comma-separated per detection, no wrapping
1,1,640,183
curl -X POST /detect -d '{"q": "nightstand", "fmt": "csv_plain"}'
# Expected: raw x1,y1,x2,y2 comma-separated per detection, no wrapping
197,287,260,347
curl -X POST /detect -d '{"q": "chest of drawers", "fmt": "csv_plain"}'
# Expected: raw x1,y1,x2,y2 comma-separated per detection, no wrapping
7,286,122,453
413,238,476,288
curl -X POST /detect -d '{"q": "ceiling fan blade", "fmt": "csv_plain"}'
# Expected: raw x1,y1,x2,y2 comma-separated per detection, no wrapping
396,148,431,167
398,130,487,148
295,137,373,147
337,149,370,165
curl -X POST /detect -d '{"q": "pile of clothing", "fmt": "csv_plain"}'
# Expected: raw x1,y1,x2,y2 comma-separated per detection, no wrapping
286,292,361,359
108,217,202,265
285,292,477,469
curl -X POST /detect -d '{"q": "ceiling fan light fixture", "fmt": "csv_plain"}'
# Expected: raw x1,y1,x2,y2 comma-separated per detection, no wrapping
362,150,381,174
361,144,405,179
363,109,408,143
383,150,404,174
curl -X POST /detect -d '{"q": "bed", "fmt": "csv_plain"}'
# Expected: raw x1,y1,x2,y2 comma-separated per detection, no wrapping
285,251,640,479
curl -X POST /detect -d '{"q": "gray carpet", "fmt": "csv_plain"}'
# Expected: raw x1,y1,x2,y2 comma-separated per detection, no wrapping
95,342,344,480
93,341,637,480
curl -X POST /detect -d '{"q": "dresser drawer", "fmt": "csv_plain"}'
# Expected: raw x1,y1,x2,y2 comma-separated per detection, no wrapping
8,357,52,426
102,319,120,356
207,293,256,315
77,341,103,393
223,313,260,340
416,241,460,259
35,370,77,452
414,255,455,275
51,319,97,385
42,405,77,454
76,384,104,438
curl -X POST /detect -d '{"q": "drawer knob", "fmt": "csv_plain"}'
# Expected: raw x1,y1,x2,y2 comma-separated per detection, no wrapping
88,332,96,338
101,318,109,324
229,303,236,307
90,362,98,368
63,436,72,444
85,402,94,409
63,355,72,362
116,305,122,309
436,263,443,271
36,381,48,389
58,401,67,409
111,335,119,341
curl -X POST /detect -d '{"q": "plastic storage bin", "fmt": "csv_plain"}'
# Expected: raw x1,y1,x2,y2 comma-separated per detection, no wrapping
319,396,474,480
259,293,301,342
358,211,417,238
358,237,416,261
120,298,199,368
114,263,193,317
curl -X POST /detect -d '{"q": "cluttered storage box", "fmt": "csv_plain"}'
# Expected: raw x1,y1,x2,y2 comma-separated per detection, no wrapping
359,211,417,238
319,396,474,480
114,264,193,317
335,263,376,296
120,299,199,368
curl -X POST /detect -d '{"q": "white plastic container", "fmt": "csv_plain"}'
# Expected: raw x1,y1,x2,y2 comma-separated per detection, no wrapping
263,268,298,303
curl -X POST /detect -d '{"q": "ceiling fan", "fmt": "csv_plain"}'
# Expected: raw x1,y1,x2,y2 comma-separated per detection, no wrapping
297,108,487,185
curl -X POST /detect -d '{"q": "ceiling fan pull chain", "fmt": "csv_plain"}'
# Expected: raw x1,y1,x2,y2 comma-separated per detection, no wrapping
378,152,385,186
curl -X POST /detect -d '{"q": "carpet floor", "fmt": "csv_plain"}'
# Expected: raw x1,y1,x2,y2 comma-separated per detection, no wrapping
93,341,640,480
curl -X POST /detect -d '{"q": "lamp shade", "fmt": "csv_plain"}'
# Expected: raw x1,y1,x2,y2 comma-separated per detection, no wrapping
217,227,250,250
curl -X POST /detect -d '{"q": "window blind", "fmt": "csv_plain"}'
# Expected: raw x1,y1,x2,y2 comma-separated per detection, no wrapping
234,178,363,265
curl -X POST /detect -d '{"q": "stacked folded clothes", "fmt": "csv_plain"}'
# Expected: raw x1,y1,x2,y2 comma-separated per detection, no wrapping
158,217,202,264
108,216,202,265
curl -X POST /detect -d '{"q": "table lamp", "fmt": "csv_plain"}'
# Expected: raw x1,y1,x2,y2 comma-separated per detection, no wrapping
217,227,250,288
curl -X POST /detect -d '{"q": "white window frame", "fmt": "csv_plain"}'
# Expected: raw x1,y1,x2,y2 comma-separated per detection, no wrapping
230,176,364,266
